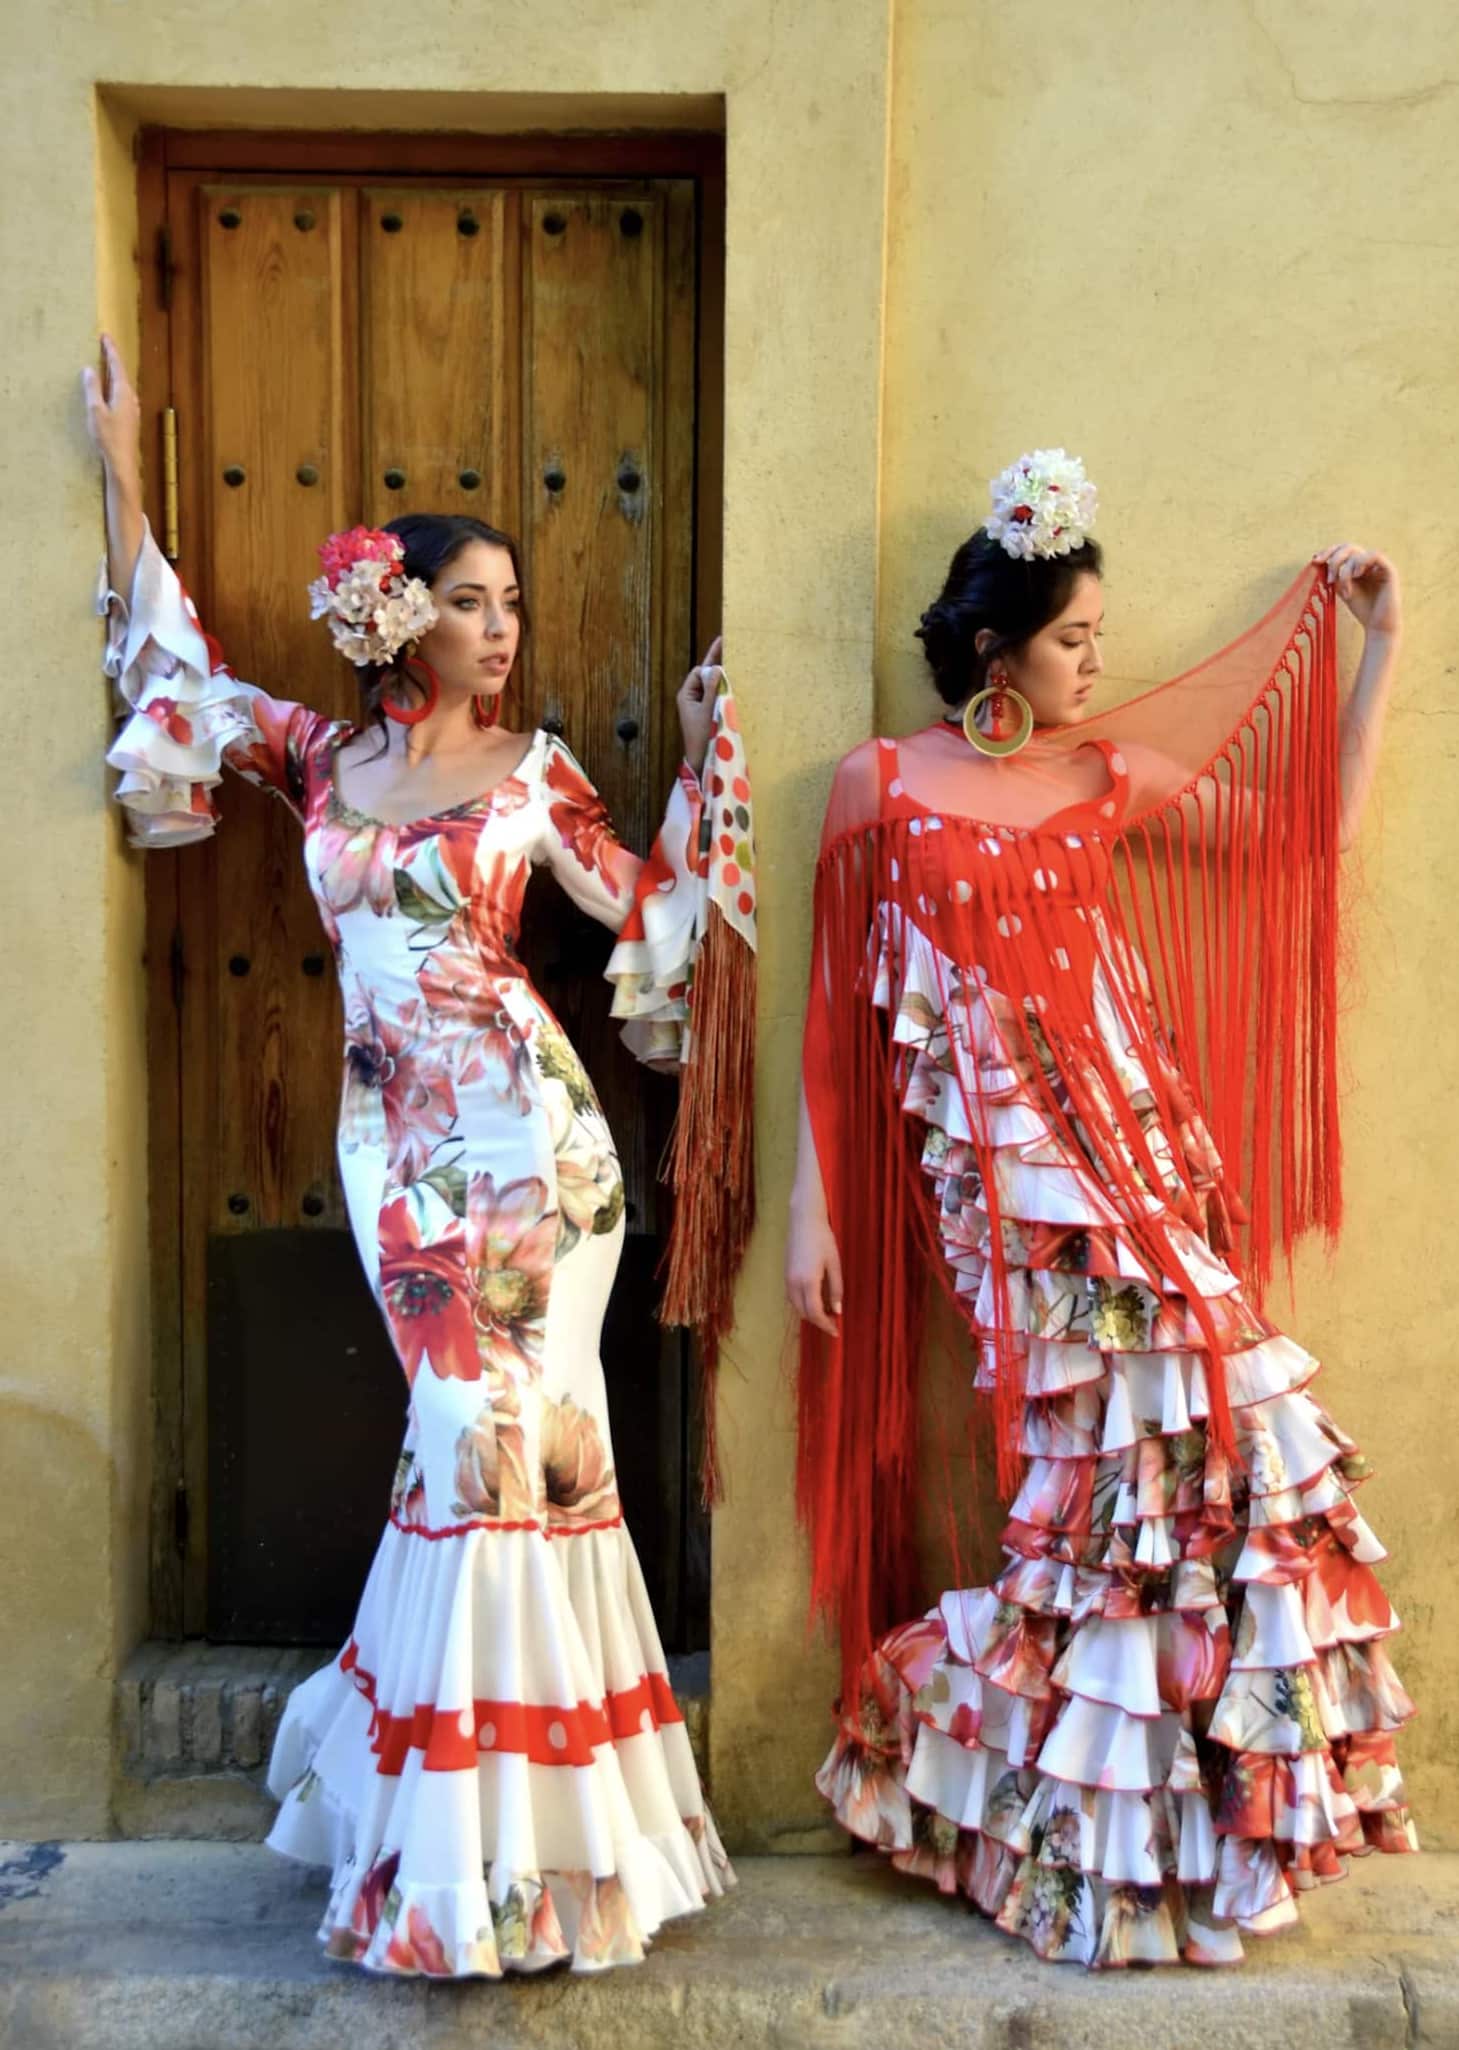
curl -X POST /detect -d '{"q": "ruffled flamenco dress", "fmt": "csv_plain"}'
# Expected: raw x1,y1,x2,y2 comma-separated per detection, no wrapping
100,525,755,1977
798,568,1417,1968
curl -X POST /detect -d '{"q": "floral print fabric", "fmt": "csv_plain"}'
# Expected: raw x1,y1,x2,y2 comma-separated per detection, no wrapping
815,741,1416,1970
102,524,733,1976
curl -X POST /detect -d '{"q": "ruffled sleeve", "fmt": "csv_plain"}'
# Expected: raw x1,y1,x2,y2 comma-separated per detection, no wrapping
101,520,327,846
530,731,705,1065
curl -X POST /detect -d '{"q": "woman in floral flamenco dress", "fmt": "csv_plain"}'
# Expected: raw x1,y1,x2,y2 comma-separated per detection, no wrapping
86,336,733,1978
788,447,1414,1967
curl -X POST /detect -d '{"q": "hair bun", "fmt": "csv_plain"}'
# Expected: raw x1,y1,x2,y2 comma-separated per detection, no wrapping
916,529,1102,707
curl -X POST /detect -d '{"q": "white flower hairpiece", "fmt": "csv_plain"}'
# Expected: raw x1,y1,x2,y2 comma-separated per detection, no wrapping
307,527,439,667
985,449,1098,562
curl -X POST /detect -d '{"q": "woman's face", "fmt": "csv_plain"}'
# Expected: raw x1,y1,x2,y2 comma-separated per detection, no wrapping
415,540,522,704
996,572,1104,727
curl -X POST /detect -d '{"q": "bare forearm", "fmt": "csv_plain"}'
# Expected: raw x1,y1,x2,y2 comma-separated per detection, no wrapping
792,1079,828,1221
83,336,146,595
104,462,146,598
1339,627,1400,849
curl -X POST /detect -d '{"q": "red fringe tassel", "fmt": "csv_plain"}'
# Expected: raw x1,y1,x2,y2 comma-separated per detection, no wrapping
658,903,758,1505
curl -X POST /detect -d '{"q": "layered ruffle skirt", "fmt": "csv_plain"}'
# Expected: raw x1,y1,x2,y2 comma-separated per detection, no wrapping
816,908,1416,1968
268,1510,730,1977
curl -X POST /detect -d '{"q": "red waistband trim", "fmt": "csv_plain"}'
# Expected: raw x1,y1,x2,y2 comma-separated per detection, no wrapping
389,1510,625,1542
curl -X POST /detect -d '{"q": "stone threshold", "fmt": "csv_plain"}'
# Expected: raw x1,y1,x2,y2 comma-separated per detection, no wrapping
1,1842,1454,2049
114,1641,709,1841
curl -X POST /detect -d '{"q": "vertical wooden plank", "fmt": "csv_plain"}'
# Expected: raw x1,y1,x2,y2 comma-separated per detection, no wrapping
521,191,659,843
360,188,509,532
657,180,698,801
499,189,526,725
166,167,214,1633
188,182,357,1626
198,179,353,1245
138,138,185,1637
650,178,701,1641
520,189,663,1225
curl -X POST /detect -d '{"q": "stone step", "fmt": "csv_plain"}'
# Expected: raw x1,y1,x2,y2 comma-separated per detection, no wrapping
113,1643,709,1841
0,1841,1454,2049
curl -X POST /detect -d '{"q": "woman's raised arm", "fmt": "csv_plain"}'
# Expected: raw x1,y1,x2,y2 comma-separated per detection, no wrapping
84,335,328,846
82,334,146,595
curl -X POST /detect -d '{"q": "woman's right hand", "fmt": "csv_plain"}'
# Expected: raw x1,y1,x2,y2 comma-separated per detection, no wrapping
81,334,141,484
785,1200,844,1337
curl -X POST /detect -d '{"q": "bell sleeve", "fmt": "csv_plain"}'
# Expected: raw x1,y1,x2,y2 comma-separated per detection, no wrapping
101,519,325,845
531,731,705,1065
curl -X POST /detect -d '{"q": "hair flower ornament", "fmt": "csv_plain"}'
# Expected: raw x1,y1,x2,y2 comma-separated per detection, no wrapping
307,526,438,666
985,448,1098,562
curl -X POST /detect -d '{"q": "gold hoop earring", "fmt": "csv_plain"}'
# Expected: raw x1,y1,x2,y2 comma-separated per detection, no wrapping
962,681,1034,758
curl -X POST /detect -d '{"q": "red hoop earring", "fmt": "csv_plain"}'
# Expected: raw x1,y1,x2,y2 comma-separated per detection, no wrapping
382,656,440,726
470,693,501,731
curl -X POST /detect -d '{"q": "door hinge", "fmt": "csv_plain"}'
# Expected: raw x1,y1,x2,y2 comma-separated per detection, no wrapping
169,924,185,1012
156,222,174,312
173,1479,190,1555
162,407,180,562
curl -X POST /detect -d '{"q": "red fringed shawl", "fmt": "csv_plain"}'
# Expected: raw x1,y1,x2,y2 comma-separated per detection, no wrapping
797,568,1343,1699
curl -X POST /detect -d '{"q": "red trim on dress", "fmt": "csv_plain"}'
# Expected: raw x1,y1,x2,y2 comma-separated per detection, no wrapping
338,1641,683,1772
389,1510,626,1542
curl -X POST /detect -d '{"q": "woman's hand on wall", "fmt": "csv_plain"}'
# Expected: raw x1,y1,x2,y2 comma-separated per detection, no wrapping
676,636,723,778
81,335,145,594
82,335,142,486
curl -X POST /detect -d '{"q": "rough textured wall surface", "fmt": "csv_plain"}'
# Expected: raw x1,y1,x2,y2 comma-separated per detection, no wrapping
1,1,890,1840
878,0,1459,1842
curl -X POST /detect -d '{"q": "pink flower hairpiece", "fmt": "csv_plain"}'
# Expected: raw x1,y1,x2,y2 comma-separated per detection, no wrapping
307,526,438,667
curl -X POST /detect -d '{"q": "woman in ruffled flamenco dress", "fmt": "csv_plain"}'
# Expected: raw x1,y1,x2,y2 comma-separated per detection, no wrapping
788,446,1414,1968
85,336,733,1978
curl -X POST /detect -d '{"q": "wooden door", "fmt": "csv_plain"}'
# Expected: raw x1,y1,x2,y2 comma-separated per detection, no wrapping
140,137,720,1650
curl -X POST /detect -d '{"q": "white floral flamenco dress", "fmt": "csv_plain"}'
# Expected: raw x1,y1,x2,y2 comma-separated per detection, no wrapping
102,526,733,1978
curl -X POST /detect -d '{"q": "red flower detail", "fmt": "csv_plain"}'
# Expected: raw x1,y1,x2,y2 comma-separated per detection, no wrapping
384,1903,453,1976
544,745,623,899
317,526,405,587
1311,1531,1392,1635
314,813,400,916
345,996,456,1185
143,696,195,746
417,926,534,1109
350,1851,400,1944
466,1173,556,1379
378,1195,479,1386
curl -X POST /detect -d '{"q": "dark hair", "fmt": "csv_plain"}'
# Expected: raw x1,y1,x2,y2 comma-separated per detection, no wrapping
358,512,528,732
915,530,1103,707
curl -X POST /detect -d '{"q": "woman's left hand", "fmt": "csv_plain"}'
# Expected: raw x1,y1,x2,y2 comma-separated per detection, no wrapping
676,637,723,776
1314,544,1402,640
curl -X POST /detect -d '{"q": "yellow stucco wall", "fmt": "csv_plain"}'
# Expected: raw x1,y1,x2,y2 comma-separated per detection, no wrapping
877,1,1459,1841
2,5,887,1840
5,0,1454,1855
